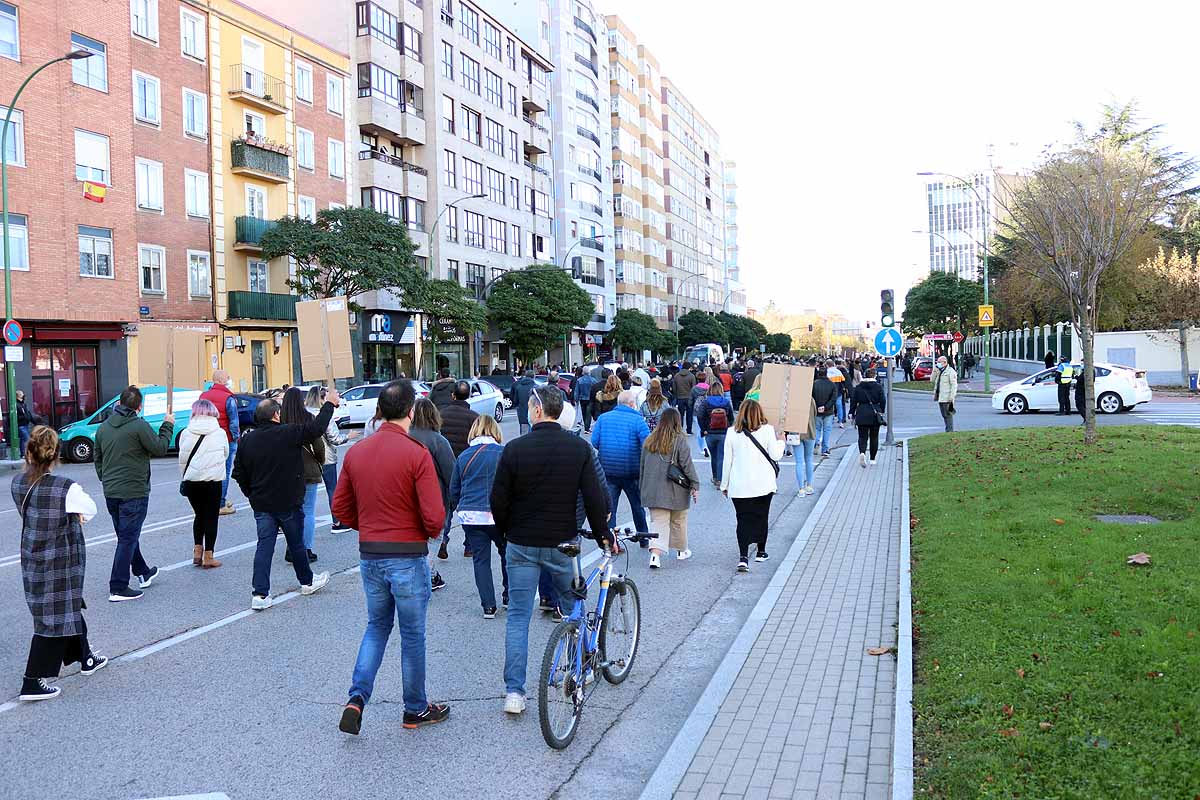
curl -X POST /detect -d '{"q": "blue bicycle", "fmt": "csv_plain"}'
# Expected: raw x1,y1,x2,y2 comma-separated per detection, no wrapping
538,528,653,749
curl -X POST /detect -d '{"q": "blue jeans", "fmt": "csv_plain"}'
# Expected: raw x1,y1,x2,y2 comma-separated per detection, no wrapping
463,524,509,609
349,556,430,714
675,398,693,433
817,415,835,454
252,508,312,597
607,474,649,532
835,394,845,423
106,496,150,593
705,433,726,482
795,438,816,488
504,543,575,695
696,426,706,452
221,441,237,506
17,424,30,457
302,483,318,549
321,462,339,526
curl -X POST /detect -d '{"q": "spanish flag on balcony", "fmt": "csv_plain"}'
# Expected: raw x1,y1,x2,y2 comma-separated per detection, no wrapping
82,180,107,203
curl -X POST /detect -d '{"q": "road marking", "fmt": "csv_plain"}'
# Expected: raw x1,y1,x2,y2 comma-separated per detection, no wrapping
136,793,232,800
159,516,334,573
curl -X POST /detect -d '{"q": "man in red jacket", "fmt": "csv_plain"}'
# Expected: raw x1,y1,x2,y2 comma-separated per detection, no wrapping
199,369,240,515
333,380,449,736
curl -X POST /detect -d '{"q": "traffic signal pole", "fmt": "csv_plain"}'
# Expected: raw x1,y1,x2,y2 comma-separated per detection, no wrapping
880,289,896,448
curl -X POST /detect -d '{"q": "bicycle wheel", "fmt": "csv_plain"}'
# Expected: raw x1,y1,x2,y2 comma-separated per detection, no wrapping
599,577,641,684
538,620,584,749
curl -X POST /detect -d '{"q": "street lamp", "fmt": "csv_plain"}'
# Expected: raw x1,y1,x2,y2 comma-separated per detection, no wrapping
560,234,607,367
917,170,994,391
671,272,707,331
424,193,484,378
2,49,93,460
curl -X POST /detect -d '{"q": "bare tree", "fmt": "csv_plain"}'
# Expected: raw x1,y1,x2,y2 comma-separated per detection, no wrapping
998,106,1195,443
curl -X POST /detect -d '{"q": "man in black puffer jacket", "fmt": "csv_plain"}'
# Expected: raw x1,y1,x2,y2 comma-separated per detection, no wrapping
439,381,479,457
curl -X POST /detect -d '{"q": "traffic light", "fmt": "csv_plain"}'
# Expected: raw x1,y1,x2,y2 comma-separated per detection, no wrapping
880,289,895,328
807,324,813,332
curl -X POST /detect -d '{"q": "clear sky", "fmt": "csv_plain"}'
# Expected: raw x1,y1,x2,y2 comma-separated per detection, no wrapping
598,0,1200,325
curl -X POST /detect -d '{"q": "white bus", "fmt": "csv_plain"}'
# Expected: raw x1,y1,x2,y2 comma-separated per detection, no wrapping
682,343,726,366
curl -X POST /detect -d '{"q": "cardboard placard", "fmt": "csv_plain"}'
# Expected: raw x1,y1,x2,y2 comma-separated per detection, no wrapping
296,296,354,384
137,326,209,412
758,364,816,433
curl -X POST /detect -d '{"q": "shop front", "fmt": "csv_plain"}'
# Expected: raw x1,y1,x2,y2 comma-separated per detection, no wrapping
422,317,469,379
362,310,418,383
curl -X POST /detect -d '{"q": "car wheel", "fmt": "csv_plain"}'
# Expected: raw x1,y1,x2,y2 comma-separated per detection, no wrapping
1097,392,1122,415
502,395,512,409
1004,394,1028,414
494,403,504,423
69,438,94,463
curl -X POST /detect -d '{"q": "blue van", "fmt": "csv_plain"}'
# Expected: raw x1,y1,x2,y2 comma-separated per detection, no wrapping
59,386,202,463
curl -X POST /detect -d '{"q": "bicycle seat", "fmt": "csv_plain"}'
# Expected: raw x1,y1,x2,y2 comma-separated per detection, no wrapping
557,539,581,558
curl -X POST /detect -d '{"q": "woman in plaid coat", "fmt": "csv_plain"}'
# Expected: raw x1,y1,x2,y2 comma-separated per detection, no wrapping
12,426,104,701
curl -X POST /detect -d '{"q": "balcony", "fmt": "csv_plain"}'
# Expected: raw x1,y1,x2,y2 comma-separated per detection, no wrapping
524,159,549,176
522,80,548,113
356,149,428,200
574,53,599,78
227,290,299,321
233,216,278,252
574,89,599,113
577,165,602,182
576,125,601,147
574,16,596,42
358,95,426,146
231,138,290,183
580,236,604,252
580,272,605,287
228,64,287,114
524,126,549,156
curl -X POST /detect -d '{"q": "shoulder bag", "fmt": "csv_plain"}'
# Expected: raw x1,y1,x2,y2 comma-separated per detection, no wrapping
741,428,779,478
179,434,207,495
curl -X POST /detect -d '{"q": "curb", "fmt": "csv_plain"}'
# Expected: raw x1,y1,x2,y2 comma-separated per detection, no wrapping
638,446,858,800
892,442,914,800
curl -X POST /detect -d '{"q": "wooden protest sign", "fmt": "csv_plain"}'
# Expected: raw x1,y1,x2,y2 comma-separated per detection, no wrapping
296,296,354,385
137,326,208,413
758,363,816,433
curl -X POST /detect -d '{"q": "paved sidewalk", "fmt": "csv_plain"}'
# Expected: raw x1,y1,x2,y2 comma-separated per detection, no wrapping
661,443,904,800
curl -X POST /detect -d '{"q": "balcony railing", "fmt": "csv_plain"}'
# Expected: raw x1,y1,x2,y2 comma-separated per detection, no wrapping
580,236,604,252
524,159,549,176
231,138,290,182
357,148,429,174
576,125,600,146
228,64,287,112
522,114,548,133
574,16,596,41
574,53,598,78
574,89,599,112
577,165,602,181
576,200,603,216
234,216,277,249
227,290,299,321
580,272,605,287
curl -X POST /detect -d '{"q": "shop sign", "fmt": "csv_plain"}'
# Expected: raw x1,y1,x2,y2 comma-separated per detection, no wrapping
423,316,467,345
366,312,416,345
367,312,395,343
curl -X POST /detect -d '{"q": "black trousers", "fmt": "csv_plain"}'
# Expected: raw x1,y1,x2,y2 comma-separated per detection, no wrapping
26,617,89,679
857,424,881,458
183,480,222,550
1057,382,1072,413
731,494,774,559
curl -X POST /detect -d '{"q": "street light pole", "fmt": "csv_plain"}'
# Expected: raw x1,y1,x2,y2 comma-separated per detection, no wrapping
912,228,970,380
671,272,706,331
425,193,485,378
2,50,93,461
561,234,606,367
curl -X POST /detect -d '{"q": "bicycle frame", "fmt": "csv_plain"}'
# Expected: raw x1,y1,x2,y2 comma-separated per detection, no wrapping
550,549,617,687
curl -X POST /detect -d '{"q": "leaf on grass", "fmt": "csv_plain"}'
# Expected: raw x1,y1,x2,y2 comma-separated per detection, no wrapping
1111,630,1121,637
1002,704,1014,718
1039,722,1053,731
1031,652,1042,662
1016,668,1026,679
999,727,1020,737
1126,552,1152,565
1053,518,1066,525
866,646,891,656
1146,671,1164,679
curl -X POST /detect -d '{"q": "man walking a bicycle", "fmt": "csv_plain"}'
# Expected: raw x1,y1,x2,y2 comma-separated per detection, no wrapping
490,385,613,717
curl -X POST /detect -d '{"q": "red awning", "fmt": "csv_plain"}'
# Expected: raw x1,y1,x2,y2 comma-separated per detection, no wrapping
31,325,125,341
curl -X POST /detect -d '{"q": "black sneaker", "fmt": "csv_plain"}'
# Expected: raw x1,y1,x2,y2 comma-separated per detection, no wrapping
737,559,749,573
138,566,160,589
431,573,446,592
483,606,498,619
109,586,144,602
19,677,60,701
403,702,450,729
539,597,555,614
80,654,108,676
284,549,293,563
307,549,318,563
339,696,365,735
755,551,770,563
502,592,509,607
330,523,352,534
550,607,567,623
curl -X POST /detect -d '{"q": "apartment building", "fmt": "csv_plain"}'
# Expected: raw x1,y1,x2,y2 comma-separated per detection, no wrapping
921,170,1020,282
723,160,746,315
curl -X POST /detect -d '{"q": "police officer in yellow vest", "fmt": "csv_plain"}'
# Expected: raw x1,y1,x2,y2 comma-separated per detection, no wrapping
1055,357,1075,415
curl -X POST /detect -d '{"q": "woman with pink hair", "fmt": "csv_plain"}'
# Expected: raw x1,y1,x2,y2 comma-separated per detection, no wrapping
177,398,230,568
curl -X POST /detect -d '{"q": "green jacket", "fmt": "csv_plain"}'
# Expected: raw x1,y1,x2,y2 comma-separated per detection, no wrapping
94,405,174,499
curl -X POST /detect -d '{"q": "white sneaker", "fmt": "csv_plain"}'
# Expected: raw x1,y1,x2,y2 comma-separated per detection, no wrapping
804,485,815,496
504,692,526,715
676,549,692,561
301,571,330,595
869,458,878,466
251,594,273,611
859,453,867,468
649,552,661,569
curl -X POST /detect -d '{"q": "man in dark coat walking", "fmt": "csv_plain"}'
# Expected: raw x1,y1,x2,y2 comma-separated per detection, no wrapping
440,381,479,457
513,370,538,435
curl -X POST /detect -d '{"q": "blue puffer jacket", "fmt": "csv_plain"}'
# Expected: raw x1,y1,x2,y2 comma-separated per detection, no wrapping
448,438,505,515
590,405,650,479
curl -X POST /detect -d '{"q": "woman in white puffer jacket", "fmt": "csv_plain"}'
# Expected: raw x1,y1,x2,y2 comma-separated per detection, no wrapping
178,399,230,569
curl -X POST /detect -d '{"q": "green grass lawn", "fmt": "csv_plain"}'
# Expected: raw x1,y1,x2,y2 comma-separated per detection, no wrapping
909,426,1200,798
895,380,990,395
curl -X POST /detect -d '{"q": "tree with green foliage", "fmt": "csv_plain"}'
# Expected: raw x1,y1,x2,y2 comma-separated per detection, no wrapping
902,272,984,337
652,329,679,361
763,332,793,354
677,310,727,348
486,266,594,366
611,308,660,358
415,278,488,376
716,311,768,351
259,206,424,300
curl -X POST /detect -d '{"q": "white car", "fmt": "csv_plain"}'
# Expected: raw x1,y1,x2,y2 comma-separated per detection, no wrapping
466,379,506,422
335,381,430,427
992,362,1152,415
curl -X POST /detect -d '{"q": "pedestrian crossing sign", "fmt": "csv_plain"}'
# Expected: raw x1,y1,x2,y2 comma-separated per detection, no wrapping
978,305,995,327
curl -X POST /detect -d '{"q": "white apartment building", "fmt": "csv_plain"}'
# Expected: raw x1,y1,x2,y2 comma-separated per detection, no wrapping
922,171,997,282
723,159,746,315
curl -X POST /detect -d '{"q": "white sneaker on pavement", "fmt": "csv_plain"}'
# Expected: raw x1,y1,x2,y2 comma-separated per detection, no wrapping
648,552,661,569
251,594,273,611
301,571,330,595
676,549,692,561
869,458,878,465
859,453,867,468
805,485,815,496
504,692,526,715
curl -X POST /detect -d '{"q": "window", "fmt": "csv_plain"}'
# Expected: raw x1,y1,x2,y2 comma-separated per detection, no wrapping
71,34,107,91
74,130,110,183
443,150,457,188
442,94,455,133
78,226,113,278
402,24,421,61
461,106,481,145
188,251,211,297
487,218,505,253
135,159,163,211
0,2,17,61
460,54,480,94
328,138,345,178
508,176,519,208
0,106,23,166
4,212,26,270
459,3,479,45
445,206,458,241
245,184,266,219
295,61,314,103
297,128,315,169
357,1,398,47
507,129,519,163
183,89,206,138
133,72,161,125
487,167,504,204
485,119,503,156
139,245,164,293
357,63,423,114
180,8,204,60
298,195,316,222
248,260,268,293
462,158,483,194
483,21,501,59
484,70,502,107
464,210,484,248
243,110,265,138
506,38,516,70
403,198,425,231
327,75,344,115
131,0,158,42
441,42,454,80
441,0,454,25
509,224,521,257
447,259,460,283
185,169,209,218
507,83,517,117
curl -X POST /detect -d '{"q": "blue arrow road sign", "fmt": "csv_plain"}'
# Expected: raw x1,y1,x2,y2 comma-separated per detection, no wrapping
874,327,903,358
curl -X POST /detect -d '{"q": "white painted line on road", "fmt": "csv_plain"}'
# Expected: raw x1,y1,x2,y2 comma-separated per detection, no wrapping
893,443,914,800
0,700,18,714
159,516,334,573
119,609,257,662
136,793,232,799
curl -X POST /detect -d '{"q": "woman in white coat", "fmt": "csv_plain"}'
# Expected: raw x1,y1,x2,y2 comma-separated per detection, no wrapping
178,399,230,568
720,399,786,572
